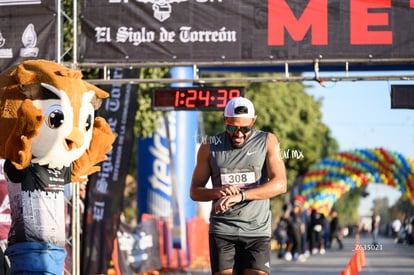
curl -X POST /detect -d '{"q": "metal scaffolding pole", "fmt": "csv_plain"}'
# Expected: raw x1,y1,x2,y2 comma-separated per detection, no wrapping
73,0,78,66
71,182,80,275
56,0,62,63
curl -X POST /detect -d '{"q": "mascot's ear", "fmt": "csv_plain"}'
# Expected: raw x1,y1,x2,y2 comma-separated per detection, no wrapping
84,81,109,111
84,81,108,99
13,61,39,84
91,95,104,110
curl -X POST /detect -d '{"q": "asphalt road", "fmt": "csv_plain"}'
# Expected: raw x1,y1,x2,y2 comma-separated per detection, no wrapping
271,234,414,275
185,234,414,275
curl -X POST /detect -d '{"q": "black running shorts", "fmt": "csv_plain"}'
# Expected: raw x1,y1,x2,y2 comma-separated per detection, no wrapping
209,234,271,274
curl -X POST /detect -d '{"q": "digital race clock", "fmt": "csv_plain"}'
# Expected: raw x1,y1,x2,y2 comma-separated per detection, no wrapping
152,87,245,110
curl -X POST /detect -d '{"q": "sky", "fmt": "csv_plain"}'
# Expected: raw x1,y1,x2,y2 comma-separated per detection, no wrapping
303,71,414,213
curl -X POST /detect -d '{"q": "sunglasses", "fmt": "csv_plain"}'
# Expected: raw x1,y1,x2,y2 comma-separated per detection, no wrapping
226,124,252,134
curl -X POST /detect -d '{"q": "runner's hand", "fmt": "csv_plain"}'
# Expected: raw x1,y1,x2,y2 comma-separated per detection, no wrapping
219,184,240,197
214,194,240,214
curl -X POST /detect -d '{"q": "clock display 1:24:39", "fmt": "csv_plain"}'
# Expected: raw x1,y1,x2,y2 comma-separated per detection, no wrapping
152,87,245,110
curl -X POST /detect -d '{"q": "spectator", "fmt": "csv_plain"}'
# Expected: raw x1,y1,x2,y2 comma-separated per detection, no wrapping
321,213,329,252
371,213,381,245
285,198,306,262
309,209,326,255
391,218,402,243
274,203,290,259
329,211,343,250
299,200,310,258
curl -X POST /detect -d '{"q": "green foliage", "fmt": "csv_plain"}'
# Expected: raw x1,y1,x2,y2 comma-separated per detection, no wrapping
134,68,169,138
63,0,74,62
122,176,138,225
333,186,366,226
390,196,414,221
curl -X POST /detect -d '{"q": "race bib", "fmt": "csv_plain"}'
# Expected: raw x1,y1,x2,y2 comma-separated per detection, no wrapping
220,170,256,187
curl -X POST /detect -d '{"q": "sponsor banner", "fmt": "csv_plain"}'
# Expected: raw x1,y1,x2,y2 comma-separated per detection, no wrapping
136,113,194,263
0,0,56,71
137,67,197,254
137,113,175,220
80,0,414,64
116,220,162,274
137,69,197,221
81,68,139,274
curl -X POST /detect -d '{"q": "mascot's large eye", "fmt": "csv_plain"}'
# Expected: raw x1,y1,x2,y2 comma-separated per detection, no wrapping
46,105,64,129
85,114,92,131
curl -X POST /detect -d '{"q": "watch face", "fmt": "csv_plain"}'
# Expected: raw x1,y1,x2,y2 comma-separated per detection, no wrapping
152,87,245,110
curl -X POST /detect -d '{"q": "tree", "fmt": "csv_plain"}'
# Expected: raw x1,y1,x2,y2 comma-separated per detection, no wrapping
333,186,367,227
133,68,169,138
390,196,414,221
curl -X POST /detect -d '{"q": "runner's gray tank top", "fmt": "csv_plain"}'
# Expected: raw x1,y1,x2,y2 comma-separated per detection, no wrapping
209,130,272,237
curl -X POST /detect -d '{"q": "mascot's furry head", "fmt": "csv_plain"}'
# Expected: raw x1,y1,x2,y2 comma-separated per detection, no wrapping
0,59,116,181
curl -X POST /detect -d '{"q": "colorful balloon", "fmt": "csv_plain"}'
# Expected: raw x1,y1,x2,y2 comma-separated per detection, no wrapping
300,148,414,215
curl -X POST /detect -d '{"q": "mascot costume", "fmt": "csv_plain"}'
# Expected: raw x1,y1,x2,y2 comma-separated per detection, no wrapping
0,59,116,274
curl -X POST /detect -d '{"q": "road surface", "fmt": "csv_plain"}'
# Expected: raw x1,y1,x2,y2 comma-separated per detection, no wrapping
187,234,414,275
271,234,413,275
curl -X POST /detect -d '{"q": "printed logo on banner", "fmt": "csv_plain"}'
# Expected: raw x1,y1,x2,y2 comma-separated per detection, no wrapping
0,33,5,48
109,0,223,22
137,0,188,22
20,24,39,58
116,220,161,274
0,31,12,59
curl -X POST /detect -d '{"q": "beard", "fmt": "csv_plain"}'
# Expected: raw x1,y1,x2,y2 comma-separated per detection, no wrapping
230,132,251,148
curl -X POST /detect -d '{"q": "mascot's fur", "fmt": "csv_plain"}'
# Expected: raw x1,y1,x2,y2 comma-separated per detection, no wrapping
0,59,116,274
0,59,116,180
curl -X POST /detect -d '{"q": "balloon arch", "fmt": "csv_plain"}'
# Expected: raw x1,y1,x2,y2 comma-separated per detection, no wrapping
300,148,414,215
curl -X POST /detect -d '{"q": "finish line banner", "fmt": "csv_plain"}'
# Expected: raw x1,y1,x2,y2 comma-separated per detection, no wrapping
0,0,56,71
80,0,414,64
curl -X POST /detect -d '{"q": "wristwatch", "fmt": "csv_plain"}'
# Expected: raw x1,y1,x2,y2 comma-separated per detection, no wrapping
240,189,246,202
